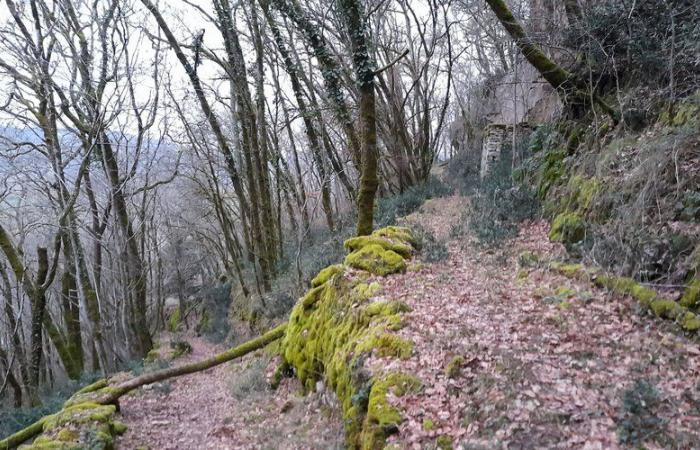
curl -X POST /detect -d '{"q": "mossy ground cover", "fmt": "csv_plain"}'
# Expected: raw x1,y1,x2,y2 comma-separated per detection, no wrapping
549,261,700,332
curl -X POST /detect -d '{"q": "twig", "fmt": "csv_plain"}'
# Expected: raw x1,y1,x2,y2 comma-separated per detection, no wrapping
374,49,409,76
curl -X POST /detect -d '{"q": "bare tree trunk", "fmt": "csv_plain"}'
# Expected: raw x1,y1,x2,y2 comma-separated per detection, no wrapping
272,0,363,169
261,0,335,231
338,0,379,236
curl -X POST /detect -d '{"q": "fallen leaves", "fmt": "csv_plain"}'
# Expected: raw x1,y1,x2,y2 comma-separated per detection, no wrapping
117,196,700,449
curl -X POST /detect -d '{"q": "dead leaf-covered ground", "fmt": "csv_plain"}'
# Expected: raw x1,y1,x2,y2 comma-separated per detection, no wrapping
116,195,700,449
115,337,344,450
374,196,700,449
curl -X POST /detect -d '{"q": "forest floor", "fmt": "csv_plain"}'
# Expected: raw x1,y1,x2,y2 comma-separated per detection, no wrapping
115,195,700,449
115,336,344,449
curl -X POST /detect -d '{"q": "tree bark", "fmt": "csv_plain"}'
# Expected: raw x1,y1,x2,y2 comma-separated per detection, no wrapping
261,0,336,231
337,0,379,236
271,0,363,170
483,0,619,121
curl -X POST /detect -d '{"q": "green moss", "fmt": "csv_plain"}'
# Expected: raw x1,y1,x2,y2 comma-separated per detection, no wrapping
167,308,181,332
55,429,79,442
681,312,700,331
371,226,416,246
345,245,407,277
552,262,698,334
549,212,586,245
282,234,416,449
549,262,586,278
352,282,383,302
596,276,658,306
22,438,81,449
43,403,116,430
311,264,345,288
356,333,413,359
517,251,540,268
445,356,465,379
537,147,567,200
680,279,700,309
360,372,422,449
110,421,127,435
650,299,683,319
344,236,413,259
566,175,601,212
74,379,108,396
422,418,435,431
436,435,454,450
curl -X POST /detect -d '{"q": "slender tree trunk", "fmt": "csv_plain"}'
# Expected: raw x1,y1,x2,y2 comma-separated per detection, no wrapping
272,0,363,170
100,137,153,357
338,0,379,236
261,0,335,230
0,347,22,407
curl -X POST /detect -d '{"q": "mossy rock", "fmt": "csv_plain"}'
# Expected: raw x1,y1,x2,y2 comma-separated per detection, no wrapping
681,312,700,331
649,299,684,320
344,236,413,259
549,212,586,245
360,372,422,449
43,403,116,430
371,226,416,246
311,264,345,288
680,279,700,309
345,245,407,277
282,251,417,448
551,261,699,334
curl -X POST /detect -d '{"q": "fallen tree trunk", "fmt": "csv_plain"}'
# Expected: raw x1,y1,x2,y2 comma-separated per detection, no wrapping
0,323,286,449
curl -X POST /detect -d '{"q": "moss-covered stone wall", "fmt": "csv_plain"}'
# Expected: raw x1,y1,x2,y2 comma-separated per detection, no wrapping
11,379,127,450
281,226,421,449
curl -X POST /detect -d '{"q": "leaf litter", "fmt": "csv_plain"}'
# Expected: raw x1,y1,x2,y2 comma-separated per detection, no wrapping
116,195,700,449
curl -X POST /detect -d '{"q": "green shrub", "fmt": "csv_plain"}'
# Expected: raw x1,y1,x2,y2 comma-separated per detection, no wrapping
459,154,540,246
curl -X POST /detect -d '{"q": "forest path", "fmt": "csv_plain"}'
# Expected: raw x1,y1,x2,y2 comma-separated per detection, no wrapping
115,195,700,449
374,195,700,449
115,336,344,449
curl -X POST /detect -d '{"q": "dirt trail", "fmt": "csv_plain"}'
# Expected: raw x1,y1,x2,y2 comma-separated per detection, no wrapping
115,337,344,449
378,195,700,449
116,195,700,449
